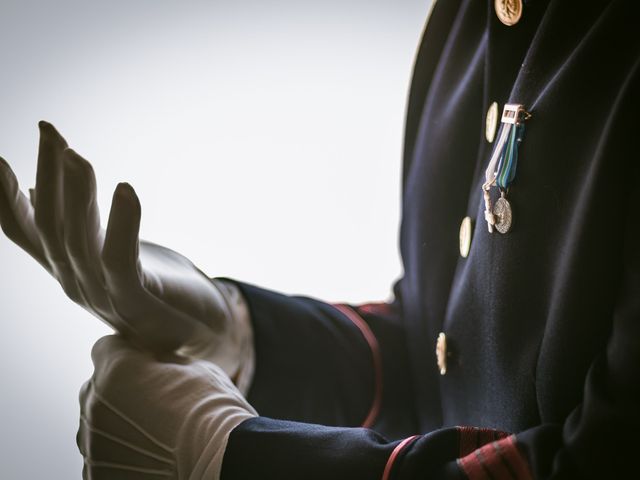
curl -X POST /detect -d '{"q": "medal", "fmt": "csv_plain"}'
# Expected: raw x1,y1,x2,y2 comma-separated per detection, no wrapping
482,103,531,234
493,193,512,234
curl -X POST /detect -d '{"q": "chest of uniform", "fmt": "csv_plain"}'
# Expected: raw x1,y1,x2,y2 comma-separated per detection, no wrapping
404,0,633,428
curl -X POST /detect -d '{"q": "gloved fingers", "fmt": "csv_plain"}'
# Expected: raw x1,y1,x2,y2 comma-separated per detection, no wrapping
78,419,176,477
97,184,146,338
79,360,177,455
78,411,176,476
0,156,49,269
34,121,67,257
80,336,257,480
80,344,181,476
101,185,155,343
62,148,111,315
101,183,141,292
101,186,197,351
34,121,84,301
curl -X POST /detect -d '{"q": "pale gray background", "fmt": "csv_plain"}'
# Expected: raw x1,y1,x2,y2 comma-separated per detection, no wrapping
0,0,431,477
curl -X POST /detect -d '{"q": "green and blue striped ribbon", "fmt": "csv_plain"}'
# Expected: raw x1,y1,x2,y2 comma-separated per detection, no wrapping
495,122,525,191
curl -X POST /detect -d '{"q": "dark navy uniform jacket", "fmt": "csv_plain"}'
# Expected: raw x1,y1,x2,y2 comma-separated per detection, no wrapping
221,1,640,478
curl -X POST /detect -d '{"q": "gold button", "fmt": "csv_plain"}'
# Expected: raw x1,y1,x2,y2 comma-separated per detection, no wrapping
436,332,448,375
485,101,499,143
459,216,473,258
495,0,523,26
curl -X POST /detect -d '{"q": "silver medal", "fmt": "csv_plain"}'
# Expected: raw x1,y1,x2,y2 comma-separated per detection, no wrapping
492,194,512,234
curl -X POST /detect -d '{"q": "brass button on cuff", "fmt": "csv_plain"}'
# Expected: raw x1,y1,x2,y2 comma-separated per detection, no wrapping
459,216,473,258
436,332,448,375
495,0,523,26
485,101,499,143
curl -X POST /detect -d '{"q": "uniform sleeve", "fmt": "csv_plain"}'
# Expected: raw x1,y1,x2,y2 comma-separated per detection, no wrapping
224,279,416,436
218,281,508,480
217,280,503,480
222,417,470,480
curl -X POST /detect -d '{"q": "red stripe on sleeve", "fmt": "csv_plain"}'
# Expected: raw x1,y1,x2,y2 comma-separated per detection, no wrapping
332,304,383,428
381,435,420,480
357,302,394,317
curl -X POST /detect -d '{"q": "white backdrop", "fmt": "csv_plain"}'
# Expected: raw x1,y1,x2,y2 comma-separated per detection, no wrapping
0,0,431,477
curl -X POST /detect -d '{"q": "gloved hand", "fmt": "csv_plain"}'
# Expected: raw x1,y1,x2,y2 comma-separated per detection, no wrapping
77,335,257,479
0,122,253,390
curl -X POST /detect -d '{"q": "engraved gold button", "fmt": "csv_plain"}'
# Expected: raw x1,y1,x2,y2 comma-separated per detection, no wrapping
485,101,499,143
459,216,473,258
436,332,448,375
495,0,523,26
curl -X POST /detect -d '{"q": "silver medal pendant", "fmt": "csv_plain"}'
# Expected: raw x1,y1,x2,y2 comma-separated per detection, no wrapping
492,193,512,234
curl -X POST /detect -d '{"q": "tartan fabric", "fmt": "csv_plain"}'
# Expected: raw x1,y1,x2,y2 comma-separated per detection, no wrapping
457,426,509,457
458,435,532,480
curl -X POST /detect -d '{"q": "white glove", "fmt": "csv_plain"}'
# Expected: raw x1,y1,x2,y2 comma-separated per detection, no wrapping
0,123,255,393
77,335,257,480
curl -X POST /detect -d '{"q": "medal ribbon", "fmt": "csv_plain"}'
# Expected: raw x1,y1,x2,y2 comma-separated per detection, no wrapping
482,104,530,232
495,122,525,190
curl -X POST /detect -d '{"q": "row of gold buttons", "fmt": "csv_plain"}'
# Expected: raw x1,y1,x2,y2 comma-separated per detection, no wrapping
458,99,503,260
440,1,523,376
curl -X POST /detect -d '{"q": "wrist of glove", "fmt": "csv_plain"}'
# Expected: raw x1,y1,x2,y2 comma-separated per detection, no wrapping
77,335,257,480
177,278,255,396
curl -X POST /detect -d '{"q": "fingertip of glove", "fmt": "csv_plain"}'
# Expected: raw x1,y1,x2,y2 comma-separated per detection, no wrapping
38,120,69,148
115,182,134,195
0,156,12,173
114,182,141,210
